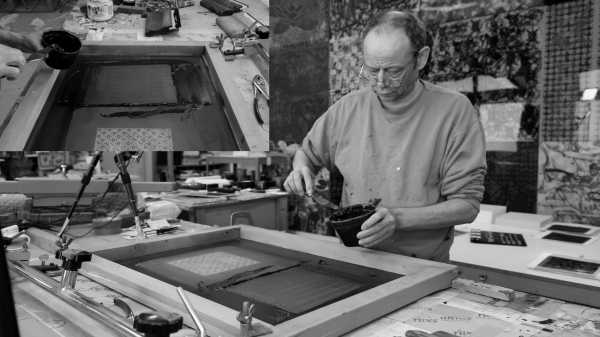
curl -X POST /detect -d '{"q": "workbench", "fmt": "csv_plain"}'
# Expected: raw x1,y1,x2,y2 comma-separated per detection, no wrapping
9,223,600,337
159,189,289,230
451,214,600,308
0,0,269,151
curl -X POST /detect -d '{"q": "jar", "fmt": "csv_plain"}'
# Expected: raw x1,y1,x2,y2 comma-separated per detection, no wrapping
87,0,114,22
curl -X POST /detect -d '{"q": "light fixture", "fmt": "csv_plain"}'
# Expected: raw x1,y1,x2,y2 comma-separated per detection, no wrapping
581,88,598,101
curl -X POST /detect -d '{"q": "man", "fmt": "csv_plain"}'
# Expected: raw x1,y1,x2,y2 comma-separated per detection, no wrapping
283,10,486,262
0,30,43,80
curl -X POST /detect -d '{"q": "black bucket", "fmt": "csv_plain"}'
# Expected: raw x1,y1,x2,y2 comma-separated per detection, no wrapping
41,30,81,69
329,203,376,247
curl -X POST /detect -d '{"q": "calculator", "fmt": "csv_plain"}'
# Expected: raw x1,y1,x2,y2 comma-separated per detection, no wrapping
470,230,527,246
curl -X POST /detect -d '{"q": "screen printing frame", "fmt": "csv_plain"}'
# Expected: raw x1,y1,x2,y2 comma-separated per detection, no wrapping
0,41,268,151
31,225,457,337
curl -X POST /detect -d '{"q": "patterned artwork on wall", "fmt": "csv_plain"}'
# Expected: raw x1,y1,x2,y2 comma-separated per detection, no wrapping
271,0,330,48
480,102,524,143
426,9,543,104
426,9,543,212
542,0,594,141
538,142,600,225
418,0,545,25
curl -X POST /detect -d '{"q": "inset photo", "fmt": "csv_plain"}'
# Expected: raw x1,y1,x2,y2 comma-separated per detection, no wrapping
0,0,269,151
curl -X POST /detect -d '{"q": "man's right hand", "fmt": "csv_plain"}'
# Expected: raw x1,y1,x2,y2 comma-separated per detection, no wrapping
283,166,315,196
0,44,26,80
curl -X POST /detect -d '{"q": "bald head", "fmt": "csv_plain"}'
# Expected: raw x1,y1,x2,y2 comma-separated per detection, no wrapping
363,10,431,63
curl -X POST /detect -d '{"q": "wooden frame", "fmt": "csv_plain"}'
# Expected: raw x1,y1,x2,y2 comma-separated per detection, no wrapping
29,225,457,337
0,179,176,194
0,41,268,151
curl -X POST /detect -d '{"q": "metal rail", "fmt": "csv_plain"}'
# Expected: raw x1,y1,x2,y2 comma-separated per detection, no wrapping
10,260,142,337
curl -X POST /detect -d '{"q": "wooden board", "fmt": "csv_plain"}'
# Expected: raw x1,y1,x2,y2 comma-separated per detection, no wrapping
0,179,176,194
0,63,60,150
0,61,41,137
451,223,600,307
26,225,458,337
204,47,269,152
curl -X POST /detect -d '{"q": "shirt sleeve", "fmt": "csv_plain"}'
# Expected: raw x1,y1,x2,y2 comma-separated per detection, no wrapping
301,105,339,172
440,101,487,202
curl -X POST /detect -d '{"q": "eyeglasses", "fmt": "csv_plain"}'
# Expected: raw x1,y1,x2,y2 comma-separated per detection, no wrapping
359,47,422,84
359,61,415,83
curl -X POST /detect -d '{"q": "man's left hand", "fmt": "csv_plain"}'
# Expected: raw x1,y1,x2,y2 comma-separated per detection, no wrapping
356,207,396,248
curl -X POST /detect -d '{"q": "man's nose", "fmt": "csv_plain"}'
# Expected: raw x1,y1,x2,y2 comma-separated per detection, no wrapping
375,68,387,86
376,68,385,82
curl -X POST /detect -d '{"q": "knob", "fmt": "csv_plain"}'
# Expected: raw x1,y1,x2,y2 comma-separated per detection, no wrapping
133,311,183,337
55,249,92,271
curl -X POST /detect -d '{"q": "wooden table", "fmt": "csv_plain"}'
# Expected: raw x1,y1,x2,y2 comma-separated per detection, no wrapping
451,221,600,308
161,190,289,230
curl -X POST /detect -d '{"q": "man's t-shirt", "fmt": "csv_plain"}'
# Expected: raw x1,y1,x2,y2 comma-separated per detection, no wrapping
302,80,486,261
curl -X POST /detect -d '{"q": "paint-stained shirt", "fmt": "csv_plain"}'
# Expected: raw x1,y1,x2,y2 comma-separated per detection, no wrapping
302,80,486,261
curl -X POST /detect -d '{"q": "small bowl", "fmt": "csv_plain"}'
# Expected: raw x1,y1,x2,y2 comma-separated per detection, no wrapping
329,204,376,247
41,30,81,69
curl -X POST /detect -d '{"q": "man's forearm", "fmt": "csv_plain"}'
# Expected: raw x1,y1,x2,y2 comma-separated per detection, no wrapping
390,198,479,231
0,30,30,52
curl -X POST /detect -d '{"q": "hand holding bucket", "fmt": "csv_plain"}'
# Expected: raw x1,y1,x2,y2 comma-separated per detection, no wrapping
27,30,82,70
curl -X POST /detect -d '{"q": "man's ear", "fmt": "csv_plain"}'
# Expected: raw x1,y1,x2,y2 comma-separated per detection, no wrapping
416,46,430,71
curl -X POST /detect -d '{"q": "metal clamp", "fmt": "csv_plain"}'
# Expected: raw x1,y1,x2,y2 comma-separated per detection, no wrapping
237,301,255,337
251,74,269,101
252,74,269,126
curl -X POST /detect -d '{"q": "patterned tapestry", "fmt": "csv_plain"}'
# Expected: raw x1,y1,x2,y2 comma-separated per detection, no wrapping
542,0,594,142
538,142,600,225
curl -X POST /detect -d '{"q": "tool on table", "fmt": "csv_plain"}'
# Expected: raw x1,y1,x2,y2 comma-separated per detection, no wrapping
1,226,31,261
99,104,199,119
222,36,245,59
134,311,183,337
210,34,245,60
145,7,182,37
310,191,339,210
113,298,135,321
216,11,269,39
26,30,82,70
252,74,269,127
405,330,459,337
31,253,60,273
56,151,103,252
200,0,242,16
176,286,207,337
470,229,527,246
115,152,147,239
242,11,269,39
237,300,255,337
